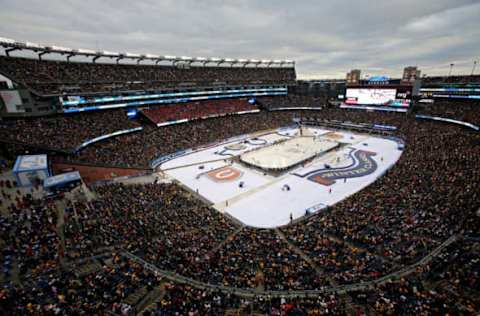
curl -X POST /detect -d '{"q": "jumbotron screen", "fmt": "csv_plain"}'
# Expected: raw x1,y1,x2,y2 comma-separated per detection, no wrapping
346,88,410,107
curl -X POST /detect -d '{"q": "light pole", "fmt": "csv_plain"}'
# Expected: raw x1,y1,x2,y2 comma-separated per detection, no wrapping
471,61,478,76
448,63,454,77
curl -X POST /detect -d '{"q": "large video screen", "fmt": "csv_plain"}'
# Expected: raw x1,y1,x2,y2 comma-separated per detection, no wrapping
346,88,398,106
346,86,412,107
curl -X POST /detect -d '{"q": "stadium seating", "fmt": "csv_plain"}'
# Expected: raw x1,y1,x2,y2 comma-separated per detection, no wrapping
422,74,480,84
0,109,139,151
142,98,258,125
0,56,296,95
71,111,299,167
0,103,479,314
258,95,325,109
417,99,480,123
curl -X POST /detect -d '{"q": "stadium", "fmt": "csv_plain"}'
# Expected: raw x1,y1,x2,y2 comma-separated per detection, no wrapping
0,4,479,315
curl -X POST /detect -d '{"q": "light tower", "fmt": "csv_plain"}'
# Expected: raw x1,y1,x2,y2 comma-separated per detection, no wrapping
448,63,454,77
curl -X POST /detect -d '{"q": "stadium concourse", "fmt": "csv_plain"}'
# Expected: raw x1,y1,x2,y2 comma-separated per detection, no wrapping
0,50,478,314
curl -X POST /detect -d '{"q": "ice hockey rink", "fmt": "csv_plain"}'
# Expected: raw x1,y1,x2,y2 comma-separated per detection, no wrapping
159,126,403,228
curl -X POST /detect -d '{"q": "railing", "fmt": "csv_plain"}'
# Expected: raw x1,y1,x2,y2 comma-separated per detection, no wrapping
74,127,144,152
121,234,459,299
415,114,480,131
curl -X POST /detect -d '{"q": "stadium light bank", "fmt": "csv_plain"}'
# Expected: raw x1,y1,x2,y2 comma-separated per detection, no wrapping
0,36,295,68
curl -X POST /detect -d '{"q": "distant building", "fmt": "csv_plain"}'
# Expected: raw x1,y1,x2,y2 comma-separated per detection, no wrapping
402,66,421,83
346,69,361,85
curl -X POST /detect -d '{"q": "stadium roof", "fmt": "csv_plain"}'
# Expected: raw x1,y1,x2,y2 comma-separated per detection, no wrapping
0,36,295,68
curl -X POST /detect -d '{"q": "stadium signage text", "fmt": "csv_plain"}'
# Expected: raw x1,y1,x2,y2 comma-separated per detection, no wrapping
306,150,378,186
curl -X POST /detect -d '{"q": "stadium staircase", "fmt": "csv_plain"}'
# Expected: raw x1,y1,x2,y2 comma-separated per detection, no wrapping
8,257,21,286
54,199,67,267
323,231,401,269
206,226,246,257
137,284,165,315
224,305,265,316
275,228,358,314
74,260,103,276
122,286,149,308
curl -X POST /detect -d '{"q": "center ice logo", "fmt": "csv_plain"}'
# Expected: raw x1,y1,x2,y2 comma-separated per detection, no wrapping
304,149,378,186
207,166,243,182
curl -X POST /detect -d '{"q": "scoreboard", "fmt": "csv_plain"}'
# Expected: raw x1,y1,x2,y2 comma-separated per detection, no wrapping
345,85,412,107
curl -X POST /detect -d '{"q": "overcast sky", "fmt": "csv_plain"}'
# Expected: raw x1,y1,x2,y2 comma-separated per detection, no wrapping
0,0,479,79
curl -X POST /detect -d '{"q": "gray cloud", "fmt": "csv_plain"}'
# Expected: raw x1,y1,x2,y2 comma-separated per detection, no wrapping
0,0,478,79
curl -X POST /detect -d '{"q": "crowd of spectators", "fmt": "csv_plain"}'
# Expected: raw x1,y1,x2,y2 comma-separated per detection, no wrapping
61,110,480,293
196,228,324,291
142,98,257,125
70,111,300,167
417,99,480,124
1,190,60,282
0,97,314,161
1,252,162,314
51,182,392,291
64,183,237,262
0,156,12,173
283,120,478,270
0,56,296,95
0,101,479,314
0,109,139,151
70,102,480,168
421,74,480,84
155,283,345,315
258,95,325,109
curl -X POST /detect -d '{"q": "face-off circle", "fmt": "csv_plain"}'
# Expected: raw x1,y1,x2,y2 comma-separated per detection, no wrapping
225,143,247,151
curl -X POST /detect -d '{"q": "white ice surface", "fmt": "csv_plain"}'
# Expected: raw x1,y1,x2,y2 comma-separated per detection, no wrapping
161,127,402,228
222,135,401,227
166,161,273,204
161,131,291,170
240,137,338,170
